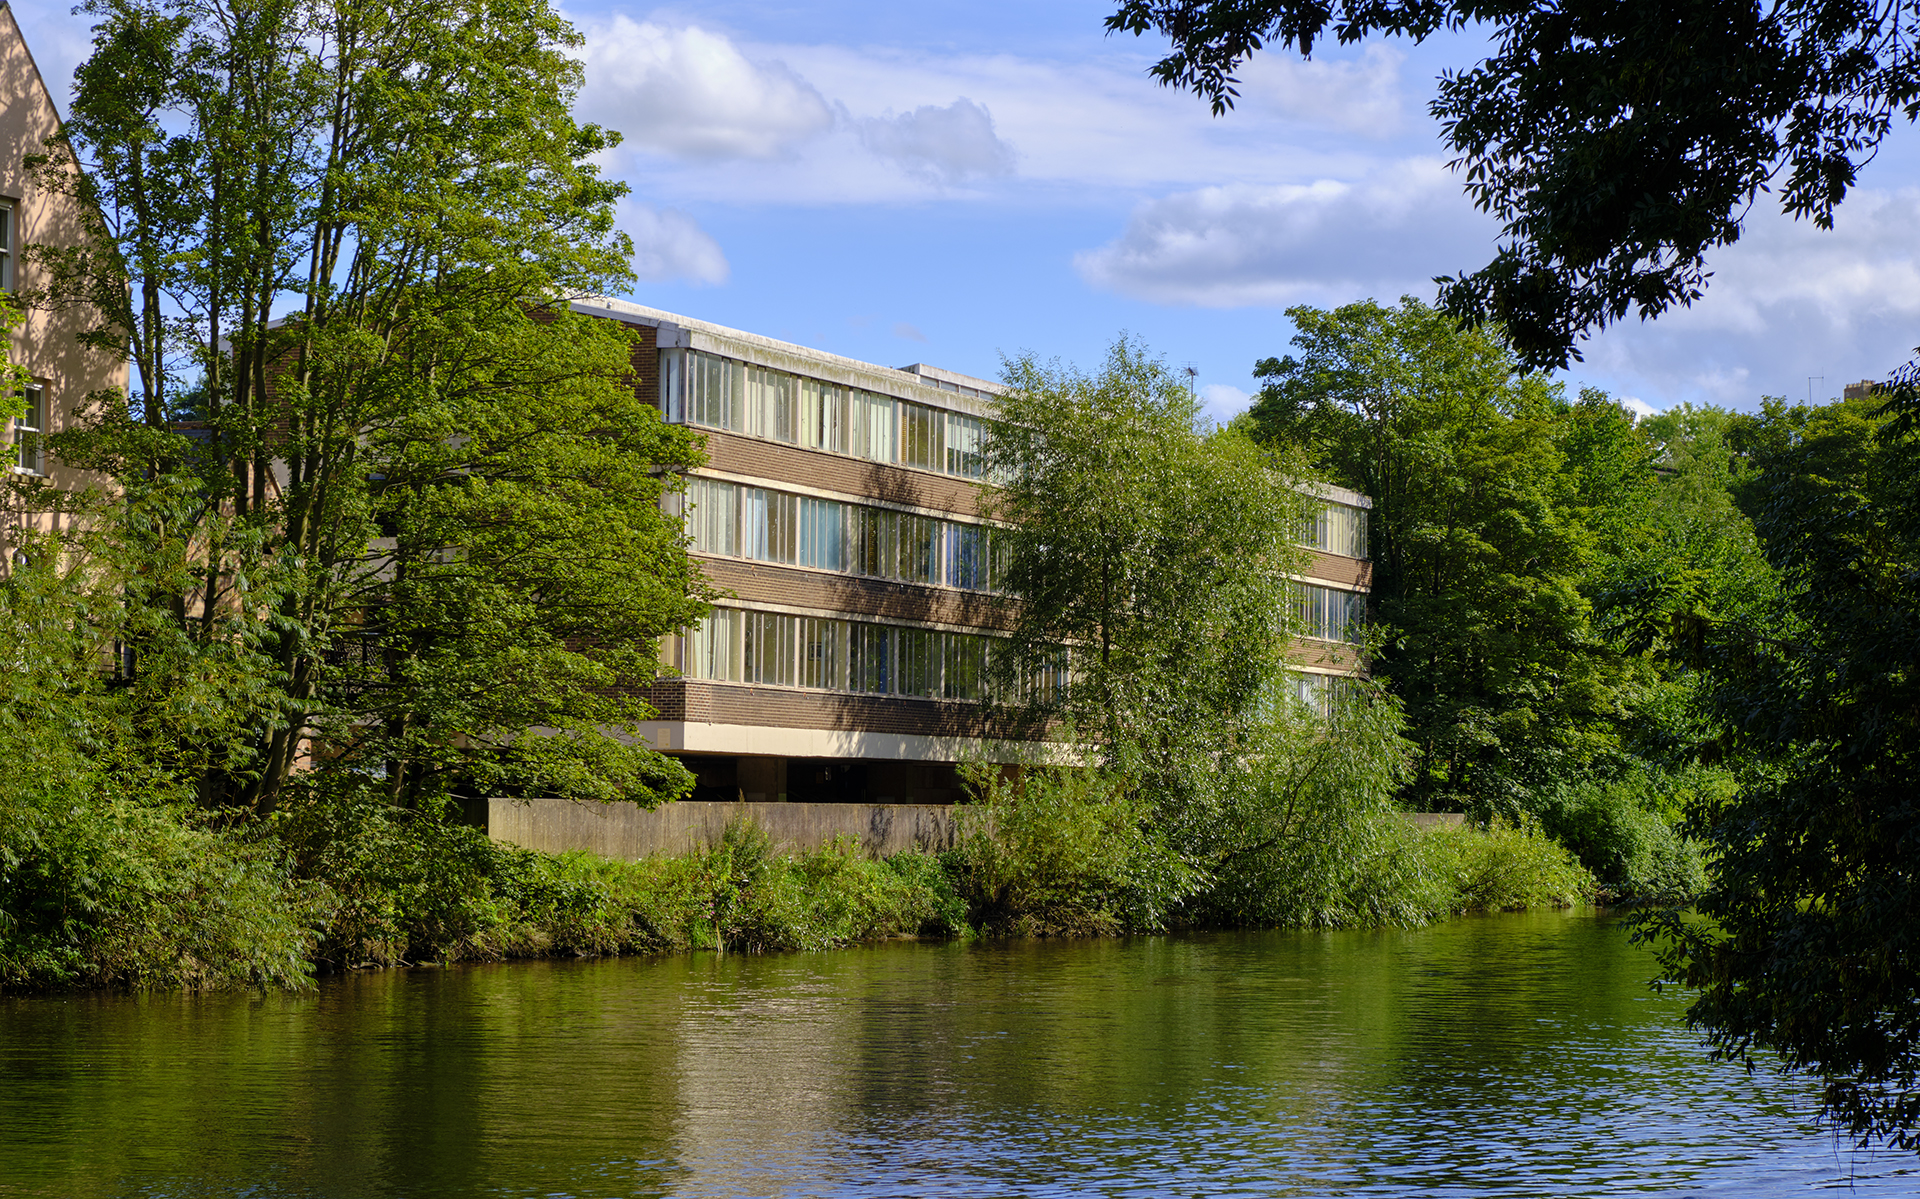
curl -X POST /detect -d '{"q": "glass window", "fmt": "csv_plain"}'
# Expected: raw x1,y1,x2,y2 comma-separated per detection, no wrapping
742,489,799,565
850,390,897,463
946,522,996,591
685,609,1003,703
1299,500,1369,559
943,633,987,701
744,365,794,442
946,412,985,478
1295,584,1363,642
895,627,937,697
851,506,897,579
0,202,12,292
13,383,43,475
686,609,743,681
898,515,940,585
689,352,742,431
687,477,737,556
799,617,845,690
800,377,847,453
796,495,845,571
658,349,684,422
850,622,892,693
901,402,944,470
744,611,796,686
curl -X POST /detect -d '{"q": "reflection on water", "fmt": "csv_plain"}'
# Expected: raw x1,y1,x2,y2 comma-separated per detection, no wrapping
0,911,1910,1198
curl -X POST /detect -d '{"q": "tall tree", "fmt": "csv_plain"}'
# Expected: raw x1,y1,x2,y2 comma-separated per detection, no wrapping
1642,393,1920,1148
1104,0,1920,370
21,0,707,815
988,338,1309,777
985,338,1415,923
1244,298,1637,814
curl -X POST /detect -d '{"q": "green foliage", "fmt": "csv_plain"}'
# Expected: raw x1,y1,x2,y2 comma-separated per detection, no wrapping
1426,818,1595,914
0,799,318,991
1640,392,1920,1149
1104,0,1918,369
986,338,1312,797
1176,681,1432,928
24,0,706,817
268,795,961,969
1245,298,1639,816
946,762,1195,937
1537,768,1715,905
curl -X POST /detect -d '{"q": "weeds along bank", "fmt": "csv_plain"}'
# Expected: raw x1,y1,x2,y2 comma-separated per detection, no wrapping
0,776,1604,993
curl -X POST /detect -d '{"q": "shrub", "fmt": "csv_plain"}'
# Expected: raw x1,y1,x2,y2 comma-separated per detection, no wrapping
945,763,1195,936
1537,768,1714,904
1427,818,1596,912
0,798,317,991
275,791,963,966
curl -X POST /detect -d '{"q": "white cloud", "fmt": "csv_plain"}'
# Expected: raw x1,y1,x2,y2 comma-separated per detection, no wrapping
1074,159,1500,307
1576,190,1920,408
620,201,729,285
893,321,928,342
1618,396,1661,420
576,17,833,159
1201,382,1253,423
857,98,1016,184
1236,45,1405,137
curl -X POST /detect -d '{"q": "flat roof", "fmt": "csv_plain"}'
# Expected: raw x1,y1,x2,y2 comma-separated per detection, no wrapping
572,297,1003,416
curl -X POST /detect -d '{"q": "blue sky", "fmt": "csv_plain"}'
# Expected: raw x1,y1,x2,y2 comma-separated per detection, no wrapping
23,1,1920,420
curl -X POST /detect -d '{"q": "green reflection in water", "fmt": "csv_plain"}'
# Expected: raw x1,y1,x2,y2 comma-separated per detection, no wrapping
0,911,1910,1198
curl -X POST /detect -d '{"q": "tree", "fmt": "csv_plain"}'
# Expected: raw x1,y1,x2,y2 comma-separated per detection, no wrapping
1103,0,1920,370
987,338,1310,783
985,337,1417,925
20,0,708,816
1244,298,1637,814
1640,393,1920,1147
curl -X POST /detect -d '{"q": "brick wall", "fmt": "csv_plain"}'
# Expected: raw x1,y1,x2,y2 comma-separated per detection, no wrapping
637,678,1040,740
693,556,1016,630
700,430,986,517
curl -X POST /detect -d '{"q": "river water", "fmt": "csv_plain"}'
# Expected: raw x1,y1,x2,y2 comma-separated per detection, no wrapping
0,910,1911,1198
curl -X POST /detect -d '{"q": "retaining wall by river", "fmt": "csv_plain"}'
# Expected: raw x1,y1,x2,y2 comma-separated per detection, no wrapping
485,797,967,858
484,798,1465,859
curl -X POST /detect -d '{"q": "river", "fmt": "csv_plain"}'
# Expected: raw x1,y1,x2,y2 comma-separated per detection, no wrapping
0,910,1910,1198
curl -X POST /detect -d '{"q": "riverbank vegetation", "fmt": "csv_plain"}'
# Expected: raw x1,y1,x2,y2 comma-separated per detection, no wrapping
1,776,1592,991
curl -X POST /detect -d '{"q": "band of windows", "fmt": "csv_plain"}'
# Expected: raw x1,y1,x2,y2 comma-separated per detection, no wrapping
1297,501,1369,559
661,349,991,480
681,608,1065,705
1295,583,1365,643
687,476,1005,592
1278,671,1356,719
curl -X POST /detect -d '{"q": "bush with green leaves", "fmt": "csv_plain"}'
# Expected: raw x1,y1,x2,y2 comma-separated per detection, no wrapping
1538,768,1714,904
945,762,1196,937
1426,818,1595,913
0,798,318,991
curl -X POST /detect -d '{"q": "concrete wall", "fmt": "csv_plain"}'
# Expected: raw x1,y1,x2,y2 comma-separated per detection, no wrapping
489,798,1466,860
487,797,968,859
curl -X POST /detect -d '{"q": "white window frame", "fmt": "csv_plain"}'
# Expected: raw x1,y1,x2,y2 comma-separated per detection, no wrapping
0,198,14,292
13,382,44,475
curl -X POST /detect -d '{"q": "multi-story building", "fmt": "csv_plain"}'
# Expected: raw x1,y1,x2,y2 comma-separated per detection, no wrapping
1,3,128,550
569,299,1373,808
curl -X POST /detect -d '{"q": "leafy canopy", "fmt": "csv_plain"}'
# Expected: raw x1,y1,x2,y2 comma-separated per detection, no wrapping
1245,298,1638,814
17,0,708,816
1641,393,1920,1149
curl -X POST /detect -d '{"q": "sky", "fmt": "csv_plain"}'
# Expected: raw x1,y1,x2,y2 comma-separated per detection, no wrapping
21,1,1920,424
